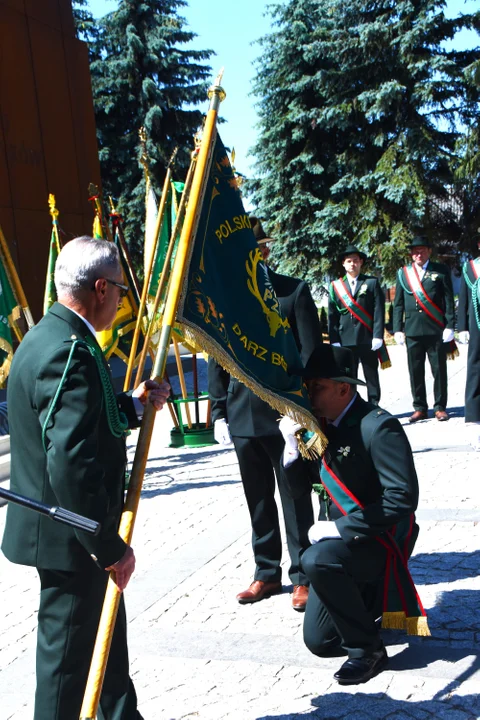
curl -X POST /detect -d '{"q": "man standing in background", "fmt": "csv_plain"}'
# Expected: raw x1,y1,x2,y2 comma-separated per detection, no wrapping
393,236,455,422
328,245,386,406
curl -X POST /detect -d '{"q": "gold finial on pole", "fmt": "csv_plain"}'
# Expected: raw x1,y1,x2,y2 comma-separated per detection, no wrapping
48,193,59,221
207,67,226,104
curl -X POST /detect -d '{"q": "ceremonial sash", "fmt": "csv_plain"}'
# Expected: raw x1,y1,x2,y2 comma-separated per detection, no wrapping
319,457,430,636
331,279,391,369
469,258,480,279
402,265,459,360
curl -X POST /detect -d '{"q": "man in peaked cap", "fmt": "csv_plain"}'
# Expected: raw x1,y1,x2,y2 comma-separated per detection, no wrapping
328,245,386,405
393,235,455,422
279,344,423,685
208,215,322,612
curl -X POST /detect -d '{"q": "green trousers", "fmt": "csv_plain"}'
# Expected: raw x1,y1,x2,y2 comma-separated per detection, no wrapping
35,562,141,720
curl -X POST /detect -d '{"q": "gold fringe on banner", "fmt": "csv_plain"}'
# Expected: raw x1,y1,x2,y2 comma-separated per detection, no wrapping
0,336,14,387
406,615,431,637
380,359,392,370
381,611,406,630
447,349,460,361
178,321,328,458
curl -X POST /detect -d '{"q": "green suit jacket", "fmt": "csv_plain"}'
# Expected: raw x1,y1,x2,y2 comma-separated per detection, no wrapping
2,303,139,571
328,274,385,346
392,261,455,337
284,395,419,545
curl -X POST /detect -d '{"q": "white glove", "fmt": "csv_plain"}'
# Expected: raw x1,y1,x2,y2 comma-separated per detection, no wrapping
214,418,233,445
371,338,383,352
331,342,341,347
308,521,341,544
279,416,302,467
394,332,405,346
459,331,470,344
442,328,455,343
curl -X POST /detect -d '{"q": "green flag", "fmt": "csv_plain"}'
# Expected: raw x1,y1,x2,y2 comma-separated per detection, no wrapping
176,134,323,447
0,254,20,386
43,225,60,314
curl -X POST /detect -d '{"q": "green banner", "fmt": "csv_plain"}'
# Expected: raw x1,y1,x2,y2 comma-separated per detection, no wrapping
176,133,322,439
43,226,59,315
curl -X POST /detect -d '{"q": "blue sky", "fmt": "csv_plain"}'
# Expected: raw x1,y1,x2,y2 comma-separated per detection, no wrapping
88,0,479,181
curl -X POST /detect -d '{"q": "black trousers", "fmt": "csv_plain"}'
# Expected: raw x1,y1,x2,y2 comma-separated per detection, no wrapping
465,329,480,422
232,433,314,586
406,335,447,412
35,562,141,720
302,537,387,659
345,344,381,404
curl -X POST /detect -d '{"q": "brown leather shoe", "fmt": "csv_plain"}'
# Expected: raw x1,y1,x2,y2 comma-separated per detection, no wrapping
236,580,282,604
435,410,449,421
408,410,428,423
292,584,309,611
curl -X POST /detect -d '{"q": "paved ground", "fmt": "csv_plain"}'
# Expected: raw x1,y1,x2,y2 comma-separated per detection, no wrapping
1,344,479,719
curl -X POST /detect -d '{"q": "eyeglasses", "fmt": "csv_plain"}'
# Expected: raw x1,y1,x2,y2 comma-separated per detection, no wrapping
92,278,130,299
105,278,130,299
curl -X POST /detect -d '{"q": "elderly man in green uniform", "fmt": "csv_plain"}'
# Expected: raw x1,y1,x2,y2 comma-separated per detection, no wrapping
393,236,455,422
328,245,387,406
2,237,170,720
279,345,427,685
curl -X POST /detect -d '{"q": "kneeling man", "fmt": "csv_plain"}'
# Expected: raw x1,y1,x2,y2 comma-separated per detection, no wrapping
281,345,428,685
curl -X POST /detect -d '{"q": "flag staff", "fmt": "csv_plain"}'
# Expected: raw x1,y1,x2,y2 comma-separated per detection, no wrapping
0,224,35,329
123,148,178,391
133,148,198,387
79,69,226,720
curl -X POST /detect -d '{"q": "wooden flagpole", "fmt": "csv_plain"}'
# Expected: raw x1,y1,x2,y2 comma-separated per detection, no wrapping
0,223,35,329
79,71,226,720
133,150,197,387
123,149,177,392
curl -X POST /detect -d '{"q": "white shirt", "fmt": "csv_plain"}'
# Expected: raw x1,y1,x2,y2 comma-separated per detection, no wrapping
331,392,358,427
347,275,358,295
416,260,429,281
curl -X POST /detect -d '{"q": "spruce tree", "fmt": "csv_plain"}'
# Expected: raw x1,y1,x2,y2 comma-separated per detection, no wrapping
72,0,100,54
251,0,480,283
89,0,213,263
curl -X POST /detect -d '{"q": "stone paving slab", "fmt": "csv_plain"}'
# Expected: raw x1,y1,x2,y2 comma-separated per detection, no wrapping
1,344,479,719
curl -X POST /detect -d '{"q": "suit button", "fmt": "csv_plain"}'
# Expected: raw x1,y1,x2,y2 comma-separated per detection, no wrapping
354,536,360,541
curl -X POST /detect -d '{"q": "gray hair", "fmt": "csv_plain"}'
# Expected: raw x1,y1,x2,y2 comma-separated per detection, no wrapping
55,237,121,297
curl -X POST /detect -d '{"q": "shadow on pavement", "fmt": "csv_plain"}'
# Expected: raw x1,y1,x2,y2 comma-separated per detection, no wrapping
256,688,479,719
410,551,480,584
140,477,239,498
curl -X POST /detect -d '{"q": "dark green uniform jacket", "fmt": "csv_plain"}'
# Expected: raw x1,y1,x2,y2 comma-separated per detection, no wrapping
328,274,385,346
393,261,455,337
2,302,139,571
285,395,419,543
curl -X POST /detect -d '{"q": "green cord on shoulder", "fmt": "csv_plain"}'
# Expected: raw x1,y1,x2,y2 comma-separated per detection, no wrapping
42,336,129,453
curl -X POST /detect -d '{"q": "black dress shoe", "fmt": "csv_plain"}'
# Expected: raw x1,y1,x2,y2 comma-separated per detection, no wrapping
334,646,388,685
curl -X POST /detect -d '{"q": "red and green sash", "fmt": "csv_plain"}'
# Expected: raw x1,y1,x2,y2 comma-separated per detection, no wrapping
402,265,459,360
319,457,430,636
469,257,480,281
332,279,391,369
